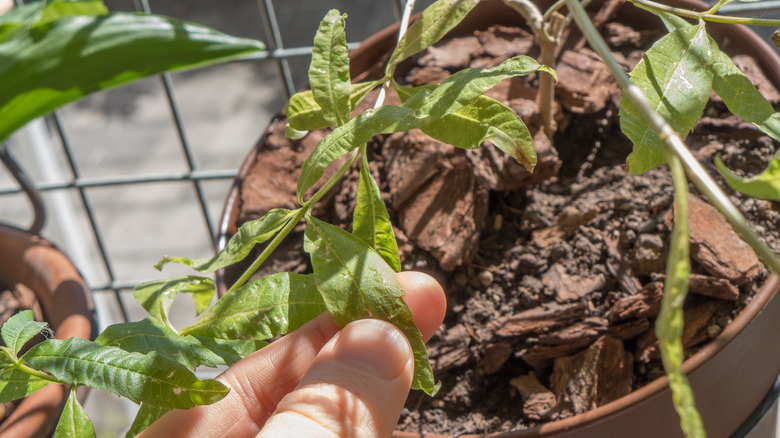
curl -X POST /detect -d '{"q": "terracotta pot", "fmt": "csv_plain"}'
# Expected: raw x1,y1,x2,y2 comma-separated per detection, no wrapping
0,224,96,438
216,0,780,436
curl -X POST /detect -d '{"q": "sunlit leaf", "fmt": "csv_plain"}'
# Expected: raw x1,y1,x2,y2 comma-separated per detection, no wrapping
620,24,713,174
657,157,706,438
0,366,53,403
23,338,229,409
387,0,479,73
0,0,107,43
298,57,550,200
126,403,167,438
95,318,227,369
180,272,326,340
156,209,295,273
715,154,780,200
189,336,267,366
304,217,438,395
54,389,96,438
353,152,401,272
0,13,265,142
1,310,47,355
309,9,350,126
297,105,415,202
133,276,215,325
286,80,381,135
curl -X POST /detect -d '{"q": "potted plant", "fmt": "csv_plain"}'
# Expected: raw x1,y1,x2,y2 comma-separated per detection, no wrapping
4,0,780,437
0,0,265,435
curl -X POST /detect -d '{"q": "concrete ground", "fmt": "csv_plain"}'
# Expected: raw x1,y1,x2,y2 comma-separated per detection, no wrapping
0,0,778,436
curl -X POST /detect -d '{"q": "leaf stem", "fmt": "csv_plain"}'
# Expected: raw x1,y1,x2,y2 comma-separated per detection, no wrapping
1,347,64,385
632,0,780,27
564,0,780,275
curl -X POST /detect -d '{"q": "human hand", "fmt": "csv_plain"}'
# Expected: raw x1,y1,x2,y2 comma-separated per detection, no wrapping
140,271,446,438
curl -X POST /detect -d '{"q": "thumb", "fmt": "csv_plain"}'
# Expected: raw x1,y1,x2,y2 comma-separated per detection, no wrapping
257,318,414,438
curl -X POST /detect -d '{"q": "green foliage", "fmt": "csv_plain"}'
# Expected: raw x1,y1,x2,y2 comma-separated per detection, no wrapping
1,310,48,355
126,404,167,438
310,9,351,126
54,389,96,438
354,151,402,272
133,276,215,327
156,209,296,273
180,272,326,340
285,80,381,137
23,337,229,409
387,0,479,74
0,0,107,43
0,5,265,142
620,24,713,174
304,217,438,395
0,366,53,403
657,155,705,438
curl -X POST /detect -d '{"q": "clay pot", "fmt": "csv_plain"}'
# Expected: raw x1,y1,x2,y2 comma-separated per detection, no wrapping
0,224,96,438
216,0,780,436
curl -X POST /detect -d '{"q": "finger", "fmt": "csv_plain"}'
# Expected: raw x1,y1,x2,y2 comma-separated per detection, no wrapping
258,319,413,438
140,271,445,438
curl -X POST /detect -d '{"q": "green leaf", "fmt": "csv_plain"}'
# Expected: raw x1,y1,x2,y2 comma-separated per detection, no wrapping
0,366,53,403
354,152,401,272
711,42,780,143
654,10,693,32
95,318,227,369
0,12,265,142
620,24,713,174
54,389,96,438
401,56,554,123
39,0,108,24
189,336,267,366
304,217,438,395
0,0,108,43
310,9,351,126
1,310,47,355
23,338,229,409
126,403,168,438
297,57,550,200
657,156,706,438
180,272,326,340
420,94,536,171
387,0,479,73
156,209,295,273
286,80,381,135
715,154,780,200
133,276,215,325
297,105,416,202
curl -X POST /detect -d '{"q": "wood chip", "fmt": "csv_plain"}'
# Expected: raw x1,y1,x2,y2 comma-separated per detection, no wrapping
492,302,588,338
676,195,762,285
478,342,513,375
606,281,663,323
688,274,740,301
520,336,594,370
550,336,633,415
608,318,651,341
635,300,724,363
532,205,600,248
542,263,606,303
604,231,642,295
537,318,607,345
510,373,558,421
554,48,616,114
419,36,484,69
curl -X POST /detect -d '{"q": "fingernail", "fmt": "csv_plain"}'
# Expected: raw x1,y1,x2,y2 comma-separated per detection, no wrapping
332,319,412,381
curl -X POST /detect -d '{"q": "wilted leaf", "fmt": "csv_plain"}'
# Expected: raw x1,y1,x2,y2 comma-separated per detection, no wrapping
54,389,96,438
1,310,48,355
388,0,479,72
310,9,350,126
620,24,713,174
0,13,265,142
156,209,295,273
126,403,167,438
0,366,53,403
354,152,401,272
23,338,229,409
304,217,437,395
286,80,381,135
133,276,215,324
95,318,227,369
180,272,326,340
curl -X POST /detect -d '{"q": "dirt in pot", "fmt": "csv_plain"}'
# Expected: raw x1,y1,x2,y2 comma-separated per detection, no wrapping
229,7,780,436
0,282,45,424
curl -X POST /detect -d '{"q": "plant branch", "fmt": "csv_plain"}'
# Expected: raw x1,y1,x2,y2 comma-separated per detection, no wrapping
632,0,780,27
564,0,780,274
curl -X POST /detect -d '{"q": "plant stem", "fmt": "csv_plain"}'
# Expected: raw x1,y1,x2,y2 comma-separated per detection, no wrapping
632,0,780,27
704,0,730,15
1,347,64,385
564,0,780,275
